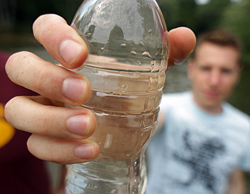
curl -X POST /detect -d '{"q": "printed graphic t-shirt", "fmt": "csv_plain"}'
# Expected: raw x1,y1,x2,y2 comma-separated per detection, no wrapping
0,51,51,194
146,91,250,194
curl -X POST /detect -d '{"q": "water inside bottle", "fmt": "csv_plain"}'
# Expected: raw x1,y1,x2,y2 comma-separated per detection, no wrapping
66,56,166,194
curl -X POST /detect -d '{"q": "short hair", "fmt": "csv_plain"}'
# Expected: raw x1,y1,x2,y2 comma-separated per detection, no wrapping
193,29,242,60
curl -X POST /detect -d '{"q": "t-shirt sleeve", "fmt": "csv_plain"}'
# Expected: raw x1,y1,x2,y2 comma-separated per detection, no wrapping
238,121,250,171
239,149,250,171
160,94,172,113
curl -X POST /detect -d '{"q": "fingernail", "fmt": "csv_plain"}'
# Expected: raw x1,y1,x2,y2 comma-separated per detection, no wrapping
60,40,82,64
67,115,89,136
62,78,87,102
75,144,94,159
174,59,185,65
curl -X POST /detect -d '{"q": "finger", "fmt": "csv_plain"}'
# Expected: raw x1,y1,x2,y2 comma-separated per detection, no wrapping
33,14,88,69
27,135,99,164
6,51,90,106
4,96,96,139
167,27,196,67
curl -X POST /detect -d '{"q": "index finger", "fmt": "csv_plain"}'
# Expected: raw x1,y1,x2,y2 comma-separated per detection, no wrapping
33,14,88,69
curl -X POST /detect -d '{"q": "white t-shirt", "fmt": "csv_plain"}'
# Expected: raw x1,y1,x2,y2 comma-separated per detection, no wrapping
146,91,250,194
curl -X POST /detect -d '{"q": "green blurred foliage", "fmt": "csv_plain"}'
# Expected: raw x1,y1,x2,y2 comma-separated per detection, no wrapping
195,0,231,32
158,0,231,34
158,0,197,31
157,0,250,66
218,0,250,114
157,0,250,115
221,0,250,64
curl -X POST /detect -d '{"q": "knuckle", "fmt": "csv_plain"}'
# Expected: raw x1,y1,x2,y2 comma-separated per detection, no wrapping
32,65,49,92
32,65,63,96
33,14,67,43
5,53,15,73
50,139,70,164
4,99,13,123
26,135,35,155
36,107,66,137
26,135,48,161
37,110,54,136
34,14,64,28
6,51,33,78
4,96,21,123
5,52,21,76
50,154,65,164
33,14,54,37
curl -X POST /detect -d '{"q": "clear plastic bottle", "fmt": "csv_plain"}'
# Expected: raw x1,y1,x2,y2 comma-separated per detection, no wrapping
65,0,168,193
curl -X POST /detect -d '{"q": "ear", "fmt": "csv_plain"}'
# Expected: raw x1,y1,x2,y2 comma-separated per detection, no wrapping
188,59,195,80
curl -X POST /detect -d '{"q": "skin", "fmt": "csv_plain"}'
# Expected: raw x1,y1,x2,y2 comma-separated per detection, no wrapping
158,40,241,130
189,42,245,193
4,14,196,164
226,169,245,194
188,42,245,193
188,42,240,114
155,40,244,194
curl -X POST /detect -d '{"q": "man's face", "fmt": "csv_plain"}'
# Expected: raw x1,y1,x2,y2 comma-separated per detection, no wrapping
188,42,240,113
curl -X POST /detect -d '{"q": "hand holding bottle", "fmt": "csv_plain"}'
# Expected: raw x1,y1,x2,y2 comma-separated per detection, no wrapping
4,14,196,164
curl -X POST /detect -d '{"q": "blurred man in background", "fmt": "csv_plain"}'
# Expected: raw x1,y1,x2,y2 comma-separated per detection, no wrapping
146,29,250,194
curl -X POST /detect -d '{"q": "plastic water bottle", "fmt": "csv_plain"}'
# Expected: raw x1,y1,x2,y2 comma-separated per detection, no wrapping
65,0,168,193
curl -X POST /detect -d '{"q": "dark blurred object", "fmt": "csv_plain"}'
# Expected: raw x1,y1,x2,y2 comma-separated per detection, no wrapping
0,0,17,31
0,0,82,33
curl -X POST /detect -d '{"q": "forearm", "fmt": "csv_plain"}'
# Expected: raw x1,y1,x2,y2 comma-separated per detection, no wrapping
226,169,245,194
226,184,245,194
52,165,66,194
